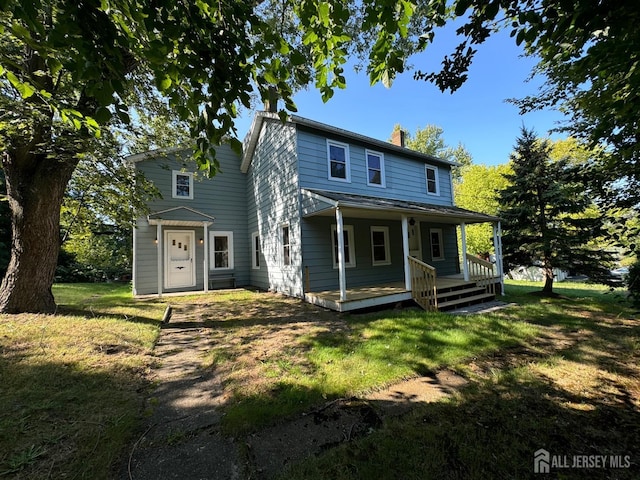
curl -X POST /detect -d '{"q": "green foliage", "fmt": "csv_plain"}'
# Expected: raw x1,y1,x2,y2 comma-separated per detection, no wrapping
454,163,512,254
409,1,640,211
627,260,640,307
498,127,614,292
397,123,473,179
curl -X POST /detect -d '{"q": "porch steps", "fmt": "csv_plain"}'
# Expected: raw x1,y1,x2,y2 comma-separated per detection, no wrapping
436,282,495,311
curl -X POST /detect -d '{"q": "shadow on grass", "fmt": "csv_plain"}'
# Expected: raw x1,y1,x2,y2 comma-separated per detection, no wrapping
281,372,639,480
0,357,150,479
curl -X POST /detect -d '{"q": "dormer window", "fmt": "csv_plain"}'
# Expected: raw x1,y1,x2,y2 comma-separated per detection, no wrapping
172,170,194,199
425,165,439,195
327,140,351,182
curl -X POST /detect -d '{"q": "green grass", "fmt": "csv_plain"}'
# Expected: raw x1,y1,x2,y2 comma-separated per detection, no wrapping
278,280,640,479
204,289,540,434
0,282,166,479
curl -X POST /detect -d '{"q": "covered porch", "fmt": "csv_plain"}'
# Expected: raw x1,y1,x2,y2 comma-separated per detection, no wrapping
300,189,504,312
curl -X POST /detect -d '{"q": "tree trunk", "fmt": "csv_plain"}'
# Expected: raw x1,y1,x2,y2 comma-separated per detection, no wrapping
0,150,79,314
542,264,554,295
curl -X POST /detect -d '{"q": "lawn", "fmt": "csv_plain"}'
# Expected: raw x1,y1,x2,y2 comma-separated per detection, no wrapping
0,280,637,479
281,282,640,479
0,283,167,479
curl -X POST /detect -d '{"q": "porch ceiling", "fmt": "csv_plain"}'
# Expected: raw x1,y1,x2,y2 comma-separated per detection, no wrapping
301,189,499,224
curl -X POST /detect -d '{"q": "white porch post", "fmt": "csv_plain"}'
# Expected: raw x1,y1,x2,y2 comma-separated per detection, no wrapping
156,221,163,297
203,222,209,293
401,215,411,290
493,221,505,295
335,207,347,301
460,222,469,281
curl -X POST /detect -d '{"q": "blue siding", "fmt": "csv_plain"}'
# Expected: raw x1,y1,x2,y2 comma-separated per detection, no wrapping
421,222,460,276
301,217,406,292
246,118,303,296
297,129,454,206
133,144,248,295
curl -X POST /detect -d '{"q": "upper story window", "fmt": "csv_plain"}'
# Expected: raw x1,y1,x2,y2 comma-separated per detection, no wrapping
172,170,194,199
425,165,439,195
327,140,351,182
366,150,386,187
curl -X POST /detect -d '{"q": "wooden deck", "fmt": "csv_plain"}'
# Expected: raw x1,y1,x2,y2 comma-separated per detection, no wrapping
304,277,476,312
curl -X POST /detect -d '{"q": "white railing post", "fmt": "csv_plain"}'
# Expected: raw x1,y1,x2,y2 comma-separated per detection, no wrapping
401,215,411,291
336,207,347,301
460,222,469,281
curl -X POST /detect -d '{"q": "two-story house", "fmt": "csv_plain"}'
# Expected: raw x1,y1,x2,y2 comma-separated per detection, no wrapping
130,111,504,311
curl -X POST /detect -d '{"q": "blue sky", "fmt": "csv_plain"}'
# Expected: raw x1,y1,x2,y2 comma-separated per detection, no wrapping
234,26,567,167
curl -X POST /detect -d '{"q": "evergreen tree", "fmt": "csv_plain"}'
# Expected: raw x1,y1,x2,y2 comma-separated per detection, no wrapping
498,127,614,294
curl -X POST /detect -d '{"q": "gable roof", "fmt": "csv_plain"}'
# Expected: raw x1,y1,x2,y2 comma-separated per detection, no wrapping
147,206,215,226
241,112,458,173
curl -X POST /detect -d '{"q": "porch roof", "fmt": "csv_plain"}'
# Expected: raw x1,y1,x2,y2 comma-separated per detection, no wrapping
301,189,499,224
147,207,215,227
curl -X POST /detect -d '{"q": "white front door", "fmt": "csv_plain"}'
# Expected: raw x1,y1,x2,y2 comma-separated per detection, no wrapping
408,220,422,261
165,230,195,289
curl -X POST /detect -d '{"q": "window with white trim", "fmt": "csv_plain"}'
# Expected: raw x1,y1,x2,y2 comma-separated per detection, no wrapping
172,170,194,199
366,150,385,187
425,165,439,195
282,225,291,266
251,232,260,269
331,225,356,268
209,231,234,270
370,226,391,265
327,140,350,182
429,228,444,261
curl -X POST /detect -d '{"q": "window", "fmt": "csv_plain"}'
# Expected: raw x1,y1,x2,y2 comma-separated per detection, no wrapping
430,228,444,261
209,231,234,270
172,170,194,199
327,140,350,182
425,165,439,195
252,232,260,269
370,226,390,265
366,150,385,187
331,225,356,268
282,225,291,266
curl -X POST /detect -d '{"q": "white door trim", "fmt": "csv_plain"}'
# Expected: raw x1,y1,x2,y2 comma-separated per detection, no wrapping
164,230,196,289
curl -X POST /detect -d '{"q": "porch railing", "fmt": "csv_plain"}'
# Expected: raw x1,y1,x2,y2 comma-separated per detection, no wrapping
408,256,438,311
466,254,497,295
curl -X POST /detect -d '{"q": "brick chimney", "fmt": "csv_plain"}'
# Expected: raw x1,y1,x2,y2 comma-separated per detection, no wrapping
264,86,278,113
391,129,405,147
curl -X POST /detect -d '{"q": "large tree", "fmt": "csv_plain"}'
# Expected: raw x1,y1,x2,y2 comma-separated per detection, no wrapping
413,0,640,211
0,0,417,313
454,163,512,254
498,127,613,294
